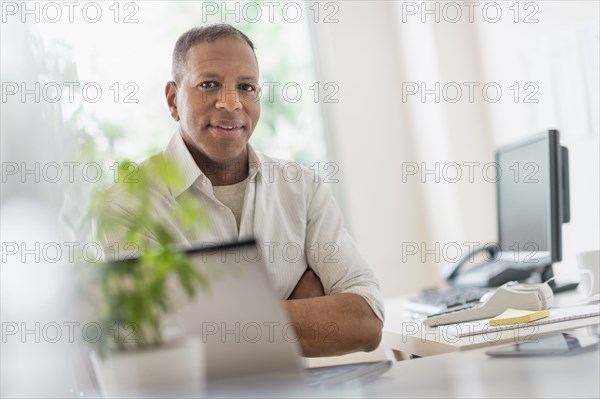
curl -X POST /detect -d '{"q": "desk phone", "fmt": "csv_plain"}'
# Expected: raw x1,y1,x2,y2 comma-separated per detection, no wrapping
423,282,554,327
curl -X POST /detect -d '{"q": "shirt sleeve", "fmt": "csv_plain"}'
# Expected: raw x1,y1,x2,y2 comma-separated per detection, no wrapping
304,177,385,323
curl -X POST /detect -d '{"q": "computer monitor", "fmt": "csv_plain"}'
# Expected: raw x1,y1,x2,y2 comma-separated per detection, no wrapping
443,130,572,289
495,129,570,284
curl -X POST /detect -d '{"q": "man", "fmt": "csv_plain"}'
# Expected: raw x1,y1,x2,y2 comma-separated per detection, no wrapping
105,24,383,357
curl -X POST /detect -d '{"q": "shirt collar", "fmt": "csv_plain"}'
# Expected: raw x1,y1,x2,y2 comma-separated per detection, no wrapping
163,129,262,198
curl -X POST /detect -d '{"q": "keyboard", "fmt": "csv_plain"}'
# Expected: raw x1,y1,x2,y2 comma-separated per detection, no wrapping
404,286,492,315
306,360,392,386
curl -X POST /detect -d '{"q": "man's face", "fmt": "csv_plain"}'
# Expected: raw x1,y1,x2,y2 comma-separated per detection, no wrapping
167,37,260,164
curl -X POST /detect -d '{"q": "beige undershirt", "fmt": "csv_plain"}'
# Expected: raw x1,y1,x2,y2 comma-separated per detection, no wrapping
212,179,248,233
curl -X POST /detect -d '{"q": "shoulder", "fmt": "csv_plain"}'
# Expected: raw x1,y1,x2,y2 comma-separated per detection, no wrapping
255,152,319,185
252,151,339,213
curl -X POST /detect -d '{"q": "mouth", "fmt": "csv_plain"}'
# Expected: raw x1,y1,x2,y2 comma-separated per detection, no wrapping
208,120,245,138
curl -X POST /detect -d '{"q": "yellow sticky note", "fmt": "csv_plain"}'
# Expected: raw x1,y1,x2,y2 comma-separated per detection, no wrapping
489,308,550,326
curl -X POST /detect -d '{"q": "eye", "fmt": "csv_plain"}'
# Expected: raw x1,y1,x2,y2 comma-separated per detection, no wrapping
198,81,220,90
238,83,257,92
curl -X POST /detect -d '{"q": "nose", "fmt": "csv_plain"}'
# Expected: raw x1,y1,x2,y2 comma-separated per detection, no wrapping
215,88,242,112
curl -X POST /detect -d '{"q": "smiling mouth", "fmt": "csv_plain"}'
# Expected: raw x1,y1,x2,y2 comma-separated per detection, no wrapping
212,124,242,130
208,122,244,138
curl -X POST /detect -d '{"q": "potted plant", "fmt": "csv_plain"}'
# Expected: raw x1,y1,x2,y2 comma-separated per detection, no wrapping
86,156,209,397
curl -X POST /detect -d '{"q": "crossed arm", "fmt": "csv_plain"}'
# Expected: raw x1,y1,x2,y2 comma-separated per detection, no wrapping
285,269,383,357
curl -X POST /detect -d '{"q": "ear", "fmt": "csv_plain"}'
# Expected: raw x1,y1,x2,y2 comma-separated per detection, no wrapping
165,81,180,121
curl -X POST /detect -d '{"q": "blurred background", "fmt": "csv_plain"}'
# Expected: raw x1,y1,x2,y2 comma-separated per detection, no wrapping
1,0,599,396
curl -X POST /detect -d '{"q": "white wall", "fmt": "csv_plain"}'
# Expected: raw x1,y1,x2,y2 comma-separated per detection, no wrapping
475,1,600,279
311,3,434,297
311,1,599,298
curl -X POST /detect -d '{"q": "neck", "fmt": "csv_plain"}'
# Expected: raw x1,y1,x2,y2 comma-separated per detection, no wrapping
187,146,250,187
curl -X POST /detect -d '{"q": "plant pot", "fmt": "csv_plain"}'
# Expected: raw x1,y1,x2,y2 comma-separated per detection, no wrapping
90,336,205,397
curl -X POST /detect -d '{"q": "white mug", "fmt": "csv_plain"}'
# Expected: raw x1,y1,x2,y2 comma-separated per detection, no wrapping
577,249,600,296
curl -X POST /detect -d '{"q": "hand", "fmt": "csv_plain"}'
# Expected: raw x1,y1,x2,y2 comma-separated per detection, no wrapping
287,268,325,300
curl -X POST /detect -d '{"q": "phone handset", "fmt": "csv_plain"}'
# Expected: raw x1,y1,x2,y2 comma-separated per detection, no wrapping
423,282,554,327
444,245,500,282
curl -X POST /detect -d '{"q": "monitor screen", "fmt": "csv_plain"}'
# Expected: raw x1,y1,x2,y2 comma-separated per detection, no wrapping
496,130,563,266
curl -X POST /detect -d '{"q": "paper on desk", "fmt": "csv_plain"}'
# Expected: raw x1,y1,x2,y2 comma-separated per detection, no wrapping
489,308,550,326
442,304,600,338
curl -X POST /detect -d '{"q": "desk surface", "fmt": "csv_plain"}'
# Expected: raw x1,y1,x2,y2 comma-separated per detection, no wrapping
204,345,600,398
359,345,600,398
383,292,600,357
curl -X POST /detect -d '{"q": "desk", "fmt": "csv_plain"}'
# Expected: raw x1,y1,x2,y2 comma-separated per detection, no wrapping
201,345,600,398
382,294,600,357
69,323,600,398
360,345,600,398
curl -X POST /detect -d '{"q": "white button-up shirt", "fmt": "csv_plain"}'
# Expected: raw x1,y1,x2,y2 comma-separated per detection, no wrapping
104,131,384,322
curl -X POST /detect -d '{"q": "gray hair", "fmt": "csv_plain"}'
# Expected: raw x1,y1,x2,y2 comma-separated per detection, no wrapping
171,24,256,84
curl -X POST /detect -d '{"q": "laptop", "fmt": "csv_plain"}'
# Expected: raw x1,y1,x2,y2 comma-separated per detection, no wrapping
164,240,391,390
